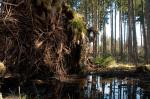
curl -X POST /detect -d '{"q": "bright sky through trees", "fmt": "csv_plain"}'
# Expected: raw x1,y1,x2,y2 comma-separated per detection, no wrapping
105,11,141,46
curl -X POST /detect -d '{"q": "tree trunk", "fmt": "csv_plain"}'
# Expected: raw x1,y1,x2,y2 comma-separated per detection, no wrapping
123,12,126,54
102,0,106,55
131,0,138,65
140,24,143,47
145,0,150,63
93,0,98,58
128,0,133,63
103,22,106,54
114,2,117,56
119,1,123,58
111,2,114,55
141,0,148,63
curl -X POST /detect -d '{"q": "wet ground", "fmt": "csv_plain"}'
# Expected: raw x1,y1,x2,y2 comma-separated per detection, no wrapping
1,74,150,99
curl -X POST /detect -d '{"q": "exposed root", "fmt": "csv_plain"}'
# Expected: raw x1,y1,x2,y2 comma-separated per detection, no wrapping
0,0,87,81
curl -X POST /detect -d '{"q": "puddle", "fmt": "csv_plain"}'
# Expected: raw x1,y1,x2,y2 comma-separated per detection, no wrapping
1,75,150,99
84,75,150,99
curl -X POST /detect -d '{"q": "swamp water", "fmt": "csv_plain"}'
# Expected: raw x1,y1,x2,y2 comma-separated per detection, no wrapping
1,75,150,99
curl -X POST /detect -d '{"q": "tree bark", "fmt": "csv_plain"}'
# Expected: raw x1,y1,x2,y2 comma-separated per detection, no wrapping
119,0,123,58
141,0,148,63
102,0,106,55
131,0,138,65
114,2,117,56
123,11,126,54
111,2,114,55
128,0,133,63
145,0,150,63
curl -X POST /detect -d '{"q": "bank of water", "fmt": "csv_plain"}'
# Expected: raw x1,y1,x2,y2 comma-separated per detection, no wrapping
1,75,150,99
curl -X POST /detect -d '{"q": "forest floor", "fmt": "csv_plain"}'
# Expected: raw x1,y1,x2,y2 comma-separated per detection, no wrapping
83,63,150,78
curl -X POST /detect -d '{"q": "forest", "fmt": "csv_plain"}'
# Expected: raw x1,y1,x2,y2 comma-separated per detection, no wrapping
0,0,150,99
68,0,150,65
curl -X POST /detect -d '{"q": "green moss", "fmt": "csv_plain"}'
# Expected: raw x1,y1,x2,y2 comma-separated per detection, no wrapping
69,12,86,43
94,55,116,67
65,4,72,12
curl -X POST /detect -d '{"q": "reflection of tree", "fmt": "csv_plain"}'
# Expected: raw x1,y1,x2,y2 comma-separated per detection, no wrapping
91,75,96,98
49,81,64,99
102,81,105,99
109,80,112,99
131,80,137,99
113,79,115,99
143,91,150,99
83,76,148,99
118,80,122,99
48,80,83,99
141,81,150,99
127,80,131,99
61,84,81,99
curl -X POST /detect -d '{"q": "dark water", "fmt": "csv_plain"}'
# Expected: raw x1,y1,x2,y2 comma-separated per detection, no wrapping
1,75,150,99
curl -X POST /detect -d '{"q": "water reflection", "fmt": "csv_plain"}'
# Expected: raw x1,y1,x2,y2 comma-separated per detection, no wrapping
1,75,150,99
84,75,150,99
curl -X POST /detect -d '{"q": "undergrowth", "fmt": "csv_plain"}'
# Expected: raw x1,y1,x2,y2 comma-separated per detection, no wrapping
94,54,116,67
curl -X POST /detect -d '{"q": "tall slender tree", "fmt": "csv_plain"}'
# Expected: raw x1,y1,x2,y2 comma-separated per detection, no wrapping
103,0,107,55
111,1,114,55
128,0,133,63
131,0,138,65
114,1,117,56
119,0,123,58
145,0,150,63
141,0,148,63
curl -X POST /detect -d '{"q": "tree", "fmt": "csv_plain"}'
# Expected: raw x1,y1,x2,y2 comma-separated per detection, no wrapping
131,0,138,65
110,0,114,55
145,0,150,63
128,0,133,63
119,0,123,58
114,1,117,56
141,0,148,63
102,0,107,54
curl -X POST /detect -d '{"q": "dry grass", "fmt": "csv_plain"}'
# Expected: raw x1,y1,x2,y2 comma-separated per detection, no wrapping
108,63,135,69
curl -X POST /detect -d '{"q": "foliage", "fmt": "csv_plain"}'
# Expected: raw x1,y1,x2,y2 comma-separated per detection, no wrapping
117,54,128,63
69,12,87,43
94,55,116,67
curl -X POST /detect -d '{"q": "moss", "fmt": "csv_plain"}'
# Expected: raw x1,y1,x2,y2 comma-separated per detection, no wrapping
94,55,116,67
69,12,86,43
64,3,72,12
43,0,51,11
